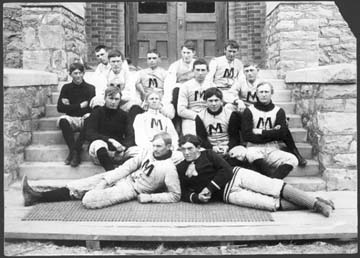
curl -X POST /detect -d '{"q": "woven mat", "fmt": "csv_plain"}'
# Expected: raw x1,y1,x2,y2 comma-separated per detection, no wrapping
22,200,273,223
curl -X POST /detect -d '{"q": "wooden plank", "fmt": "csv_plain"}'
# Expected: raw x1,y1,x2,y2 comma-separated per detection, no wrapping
86,240,100,250
216,2,228,56
125,2,137,64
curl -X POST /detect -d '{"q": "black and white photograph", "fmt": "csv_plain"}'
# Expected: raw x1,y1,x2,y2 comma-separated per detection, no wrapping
3,0,357,255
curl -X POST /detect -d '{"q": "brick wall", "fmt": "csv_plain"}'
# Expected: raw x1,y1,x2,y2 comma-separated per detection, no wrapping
228,1,266,67
85,2,125,68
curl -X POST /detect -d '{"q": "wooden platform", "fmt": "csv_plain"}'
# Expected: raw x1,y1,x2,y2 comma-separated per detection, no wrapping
4,185,357,246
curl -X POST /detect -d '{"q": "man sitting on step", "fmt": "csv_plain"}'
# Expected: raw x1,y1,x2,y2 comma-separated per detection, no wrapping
229,63,307,167
57,62,96,167
86,86,140,171
176,134,335,217
241,82,299,179
22,132,181,209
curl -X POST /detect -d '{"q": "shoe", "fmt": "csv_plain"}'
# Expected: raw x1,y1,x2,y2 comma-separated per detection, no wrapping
316,197,335,210
313,199,333,217
292,148,307,167
70,150,81,167
64,151,73,165
22,175,42,206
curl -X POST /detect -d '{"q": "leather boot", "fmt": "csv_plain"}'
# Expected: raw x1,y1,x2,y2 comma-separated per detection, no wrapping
292,148,307,167
70,150,81,167
313,197,334,217
22,176,42,206
64,150,73,165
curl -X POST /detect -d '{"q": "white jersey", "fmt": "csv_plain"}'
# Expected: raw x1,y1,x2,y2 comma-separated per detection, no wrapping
228,78,263,106
197,107,232,147
136,67,167,96
177,78,214,120
133,109,179,149
102,148,181,203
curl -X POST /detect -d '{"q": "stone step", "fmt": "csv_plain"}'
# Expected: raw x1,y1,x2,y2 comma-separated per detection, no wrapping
287,114,302,128
32,130,83,145
289,128,307,142
12,175,326,192
19,159,319,181
258,69,278,80
283,176,326,192
45,104,62,117
265,79,287,90
276,102,296,114
25,144,91,162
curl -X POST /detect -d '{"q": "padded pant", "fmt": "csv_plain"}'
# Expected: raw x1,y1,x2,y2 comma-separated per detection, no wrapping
227,167,285,211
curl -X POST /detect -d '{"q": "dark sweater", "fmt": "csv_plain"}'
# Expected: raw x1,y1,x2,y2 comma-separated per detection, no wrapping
176,150,233,203
85,106,135,148
57,80,95,117
242,101,288,144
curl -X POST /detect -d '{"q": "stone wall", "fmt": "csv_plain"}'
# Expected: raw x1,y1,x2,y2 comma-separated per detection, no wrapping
3,3,23,68
265,2,356,78
286,63,357,191
22,4,86,80
3,69,58,189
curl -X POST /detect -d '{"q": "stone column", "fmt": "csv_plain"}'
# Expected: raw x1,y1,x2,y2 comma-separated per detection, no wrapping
286,63,357,190
21,3,86,80
4,69,58,188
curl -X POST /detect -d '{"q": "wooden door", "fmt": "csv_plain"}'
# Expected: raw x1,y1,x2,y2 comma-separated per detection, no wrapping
126,1,227,68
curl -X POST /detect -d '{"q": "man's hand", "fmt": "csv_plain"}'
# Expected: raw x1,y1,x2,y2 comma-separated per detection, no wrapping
213,145,229,155
94,179,107,190
274,125,281,130
252,128,263,135
234,99,246,112
198,187,212,203
137,193,152,203
80,101,89,108
61,98,70,105
108,138,124,152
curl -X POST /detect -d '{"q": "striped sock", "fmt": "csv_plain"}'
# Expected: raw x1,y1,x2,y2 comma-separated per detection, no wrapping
281,183,315,209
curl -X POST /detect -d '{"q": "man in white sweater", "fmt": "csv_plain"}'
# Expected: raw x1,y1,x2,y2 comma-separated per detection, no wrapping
133,91,179,150
22,132,182,209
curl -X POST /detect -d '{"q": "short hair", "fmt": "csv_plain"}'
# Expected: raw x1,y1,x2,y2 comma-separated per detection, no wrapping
108,49,124,61
256,81,274,94
95,45,107,52
193,58,208,70
104,86,122,98
224,39,239,49
69,62,84,74
178,134,201,148
147,48,161,57
152,132,172,146
244,63,259,69
203,87,223,101
145,90,162,102
181,40,196,51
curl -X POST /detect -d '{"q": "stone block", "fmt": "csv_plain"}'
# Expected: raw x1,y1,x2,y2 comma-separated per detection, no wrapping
22,14,43,25
319,37,340,47
280,49,319,62
323,168,357,191
4,68,58,87
23,27,37,49
38,25,65,49
286,63,357,83
349,139,357,152
317,112,356,135
42,13,63,25
31,106,45,118
275,20,295,30
23,50,51,70
51,50,67,70
316,98,346,112
297,19,319,30
16,132,32,146
319,134,354,153
3,102,31,121
279,31,318,40
319,84,357,99
279,40,318,51
333,153,357,168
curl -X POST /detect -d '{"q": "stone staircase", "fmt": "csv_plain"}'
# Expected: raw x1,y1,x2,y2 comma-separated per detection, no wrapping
18,70,326,191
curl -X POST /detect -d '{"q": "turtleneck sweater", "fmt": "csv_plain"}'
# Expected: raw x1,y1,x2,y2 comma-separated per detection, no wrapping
85,106,135,147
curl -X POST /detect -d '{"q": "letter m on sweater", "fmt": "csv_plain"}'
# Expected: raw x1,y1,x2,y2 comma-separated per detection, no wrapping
141,159,155,176
256,117,272,129
209,123,223,135
148,78,158,88
151,118,163,130
223,68,234,78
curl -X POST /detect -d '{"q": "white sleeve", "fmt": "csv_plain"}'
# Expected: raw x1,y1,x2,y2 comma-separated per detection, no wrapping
133,114,151,148
205,58,217,83
102,150,144,185
177,85,197,120
163,63,178,104
166,117,179,150
149,163,181,203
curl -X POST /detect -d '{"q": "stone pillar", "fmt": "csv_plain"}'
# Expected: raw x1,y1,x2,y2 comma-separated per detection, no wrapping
286,63,357,190
21,3,86,80
265,2,356,78
4,69,58,188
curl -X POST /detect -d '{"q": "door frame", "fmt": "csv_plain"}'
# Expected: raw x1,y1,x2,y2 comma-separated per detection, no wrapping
125,2,228,66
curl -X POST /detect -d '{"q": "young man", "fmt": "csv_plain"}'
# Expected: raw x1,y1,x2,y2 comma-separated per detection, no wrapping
135,49,167,101
195,87,246,166
241,82,299,179
133,91,179,150
177,59,215,135
205,40,245,108
163,40,197,130
176,134,335,217
230,64,307,167
86,86,140,171
57,62,95,167
22,132,181,209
